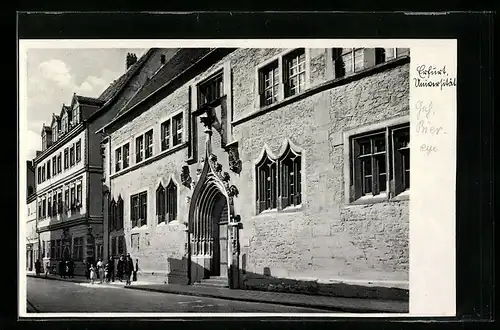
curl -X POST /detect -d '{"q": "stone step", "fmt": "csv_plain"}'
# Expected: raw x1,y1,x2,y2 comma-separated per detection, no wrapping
194,276,229,288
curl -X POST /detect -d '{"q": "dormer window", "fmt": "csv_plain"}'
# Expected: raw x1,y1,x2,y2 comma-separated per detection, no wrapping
73,105,80,125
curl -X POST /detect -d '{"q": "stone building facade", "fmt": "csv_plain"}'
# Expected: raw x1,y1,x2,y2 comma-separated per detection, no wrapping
33,49,177,275
99,47,410,298
26,161,37,271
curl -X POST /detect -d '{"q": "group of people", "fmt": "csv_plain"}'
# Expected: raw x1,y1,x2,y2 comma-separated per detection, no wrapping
86,254,138,285
33,259,75,278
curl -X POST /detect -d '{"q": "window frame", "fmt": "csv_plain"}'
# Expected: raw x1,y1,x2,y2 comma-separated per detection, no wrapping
197,70,224,108
283,48,307,98
130,190,148,228
69,144,75,167
344,117,410,204
258,60,280,107
64,148,69,169
156,183,165,224
144,129,154,159
76,139,81,163
166,180,178,222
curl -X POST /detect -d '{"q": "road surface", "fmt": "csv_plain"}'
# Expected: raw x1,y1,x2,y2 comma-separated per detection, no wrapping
26,276,329,313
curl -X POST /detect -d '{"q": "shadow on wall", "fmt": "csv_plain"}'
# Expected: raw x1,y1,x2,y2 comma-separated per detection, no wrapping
165,256,409,303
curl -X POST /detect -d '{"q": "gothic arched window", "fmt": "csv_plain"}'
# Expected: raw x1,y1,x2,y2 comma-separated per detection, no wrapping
156,183,165,224
109,198,116,231
166,180,177,222
117,196,124,229
278,145,302,208
256,151,277,213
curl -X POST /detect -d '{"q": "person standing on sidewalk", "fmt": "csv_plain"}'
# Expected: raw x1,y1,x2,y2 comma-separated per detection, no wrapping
116,255,124,282
133,259,139,282
34,259,41,276
44,260,50,278
89,264,96,285
123,254,134,286
107,257,115,282
68,259,75,278
96,258,104,284
59,259,66,279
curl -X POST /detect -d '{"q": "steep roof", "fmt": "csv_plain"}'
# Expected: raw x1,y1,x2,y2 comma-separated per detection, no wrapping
41,125,52,135
113,48,213,120
97,49,155,103
75,95,105,106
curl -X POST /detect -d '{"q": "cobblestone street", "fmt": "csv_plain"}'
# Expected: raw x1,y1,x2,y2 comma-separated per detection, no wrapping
26,276,330,313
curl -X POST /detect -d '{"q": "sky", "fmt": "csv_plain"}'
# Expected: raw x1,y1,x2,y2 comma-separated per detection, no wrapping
24,48,148,160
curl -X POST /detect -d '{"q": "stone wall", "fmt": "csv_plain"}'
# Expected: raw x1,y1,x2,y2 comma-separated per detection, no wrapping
107,48,410,293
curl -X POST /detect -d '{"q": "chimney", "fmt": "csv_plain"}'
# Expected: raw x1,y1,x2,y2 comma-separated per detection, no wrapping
126,53,138,70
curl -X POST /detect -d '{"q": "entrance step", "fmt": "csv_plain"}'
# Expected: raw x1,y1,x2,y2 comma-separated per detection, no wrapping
194,276,229,288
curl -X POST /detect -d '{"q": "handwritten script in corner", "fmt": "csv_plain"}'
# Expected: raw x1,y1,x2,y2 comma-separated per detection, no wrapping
414,100,448,156
414,65,457,90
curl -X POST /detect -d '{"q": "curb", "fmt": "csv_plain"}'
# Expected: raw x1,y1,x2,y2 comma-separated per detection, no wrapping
123,286,407,313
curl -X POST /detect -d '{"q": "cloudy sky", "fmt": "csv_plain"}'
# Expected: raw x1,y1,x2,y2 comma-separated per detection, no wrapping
24,48,148,160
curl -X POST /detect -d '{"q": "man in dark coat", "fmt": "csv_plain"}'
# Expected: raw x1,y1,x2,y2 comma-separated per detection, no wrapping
123,254,134,285
34,259,41,276
59,259,66,278
107,257,115,282
116,255,124,282
68,259,75,278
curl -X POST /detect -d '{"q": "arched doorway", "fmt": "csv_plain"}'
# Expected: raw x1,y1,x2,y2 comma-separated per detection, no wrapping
189,169,231,284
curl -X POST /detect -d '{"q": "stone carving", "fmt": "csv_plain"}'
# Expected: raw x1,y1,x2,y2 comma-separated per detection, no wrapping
209,153,218,163
221,171,230,182
196,168,202,176
227,143,242,174
227,185,239,198
180,166,192,188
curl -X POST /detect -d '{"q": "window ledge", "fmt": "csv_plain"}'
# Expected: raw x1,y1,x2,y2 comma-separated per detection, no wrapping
392,190,410,201
253,205,304,218
232,55,410,127
347,191,410,206
131,225,149,231
111,142,188,179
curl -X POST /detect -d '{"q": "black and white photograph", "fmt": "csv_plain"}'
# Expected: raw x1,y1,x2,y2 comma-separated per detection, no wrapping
19,40,457,317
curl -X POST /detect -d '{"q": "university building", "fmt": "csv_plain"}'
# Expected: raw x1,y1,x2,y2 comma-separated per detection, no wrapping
98,47,410,298
33,49,177,275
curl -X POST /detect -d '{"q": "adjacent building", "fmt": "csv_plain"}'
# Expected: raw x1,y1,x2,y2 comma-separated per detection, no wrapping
33,49,177,275
98,47,410,298
26,161,37,271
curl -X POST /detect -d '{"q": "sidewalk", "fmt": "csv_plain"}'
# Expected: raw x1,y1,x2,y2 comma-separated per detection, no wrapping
27,273,408,313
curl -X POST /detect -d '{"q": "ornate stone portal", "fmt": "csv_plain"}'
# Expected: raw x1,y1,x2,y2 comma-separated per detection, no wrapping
185,102,241,288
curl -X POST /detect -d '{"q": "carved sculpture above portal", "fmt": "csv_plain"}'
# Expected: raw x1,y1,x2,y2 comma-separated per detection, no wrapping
226,143,242,174
180,165,192,188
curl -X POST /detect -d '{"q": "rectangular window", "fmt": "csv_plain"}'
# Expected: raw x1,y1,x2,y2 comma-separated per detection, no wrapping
42,199,46,218
64,189,69,211
198,72,223,108
38,202,42,219
47,160,51,179
111,237,117,256
55,239,61,259
259,61,280,106
123,143,130,169
172,113,183,146
76,140,81,163
283,49,306,98
57,153,62,173
70,145,75,166
333,48,364,78
256,160,277,213
52,156,57,175
47,196,52,217
161,120,171,151
350,125,410,201
37,167,41,184
64,148,69,169
41,164,45,182
57,192,63,213
135,136,144,163
76,184,82,207
52,193,57,216
115,148,122,172
131,191,147,228
50,240,55,259
70,186,76,209
145,130,153,159
73,237,84,260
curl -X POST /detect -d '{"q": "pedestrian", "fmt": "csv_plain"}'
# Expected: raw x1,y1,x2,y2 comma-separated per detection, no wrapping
116,255,124,282
96,258,104,284
107,257,115,282
89,264,96,284
123,253,134,286
34,259,41,276
133,259,139,282
68,259,75,278
59,259,66,279
65,261,70,278
44,260,50,278
104,260,110,282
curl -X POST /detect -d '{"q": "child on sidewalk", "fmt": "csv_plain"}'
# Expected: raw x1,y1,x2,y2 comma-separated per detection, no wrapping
89,264,97,284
